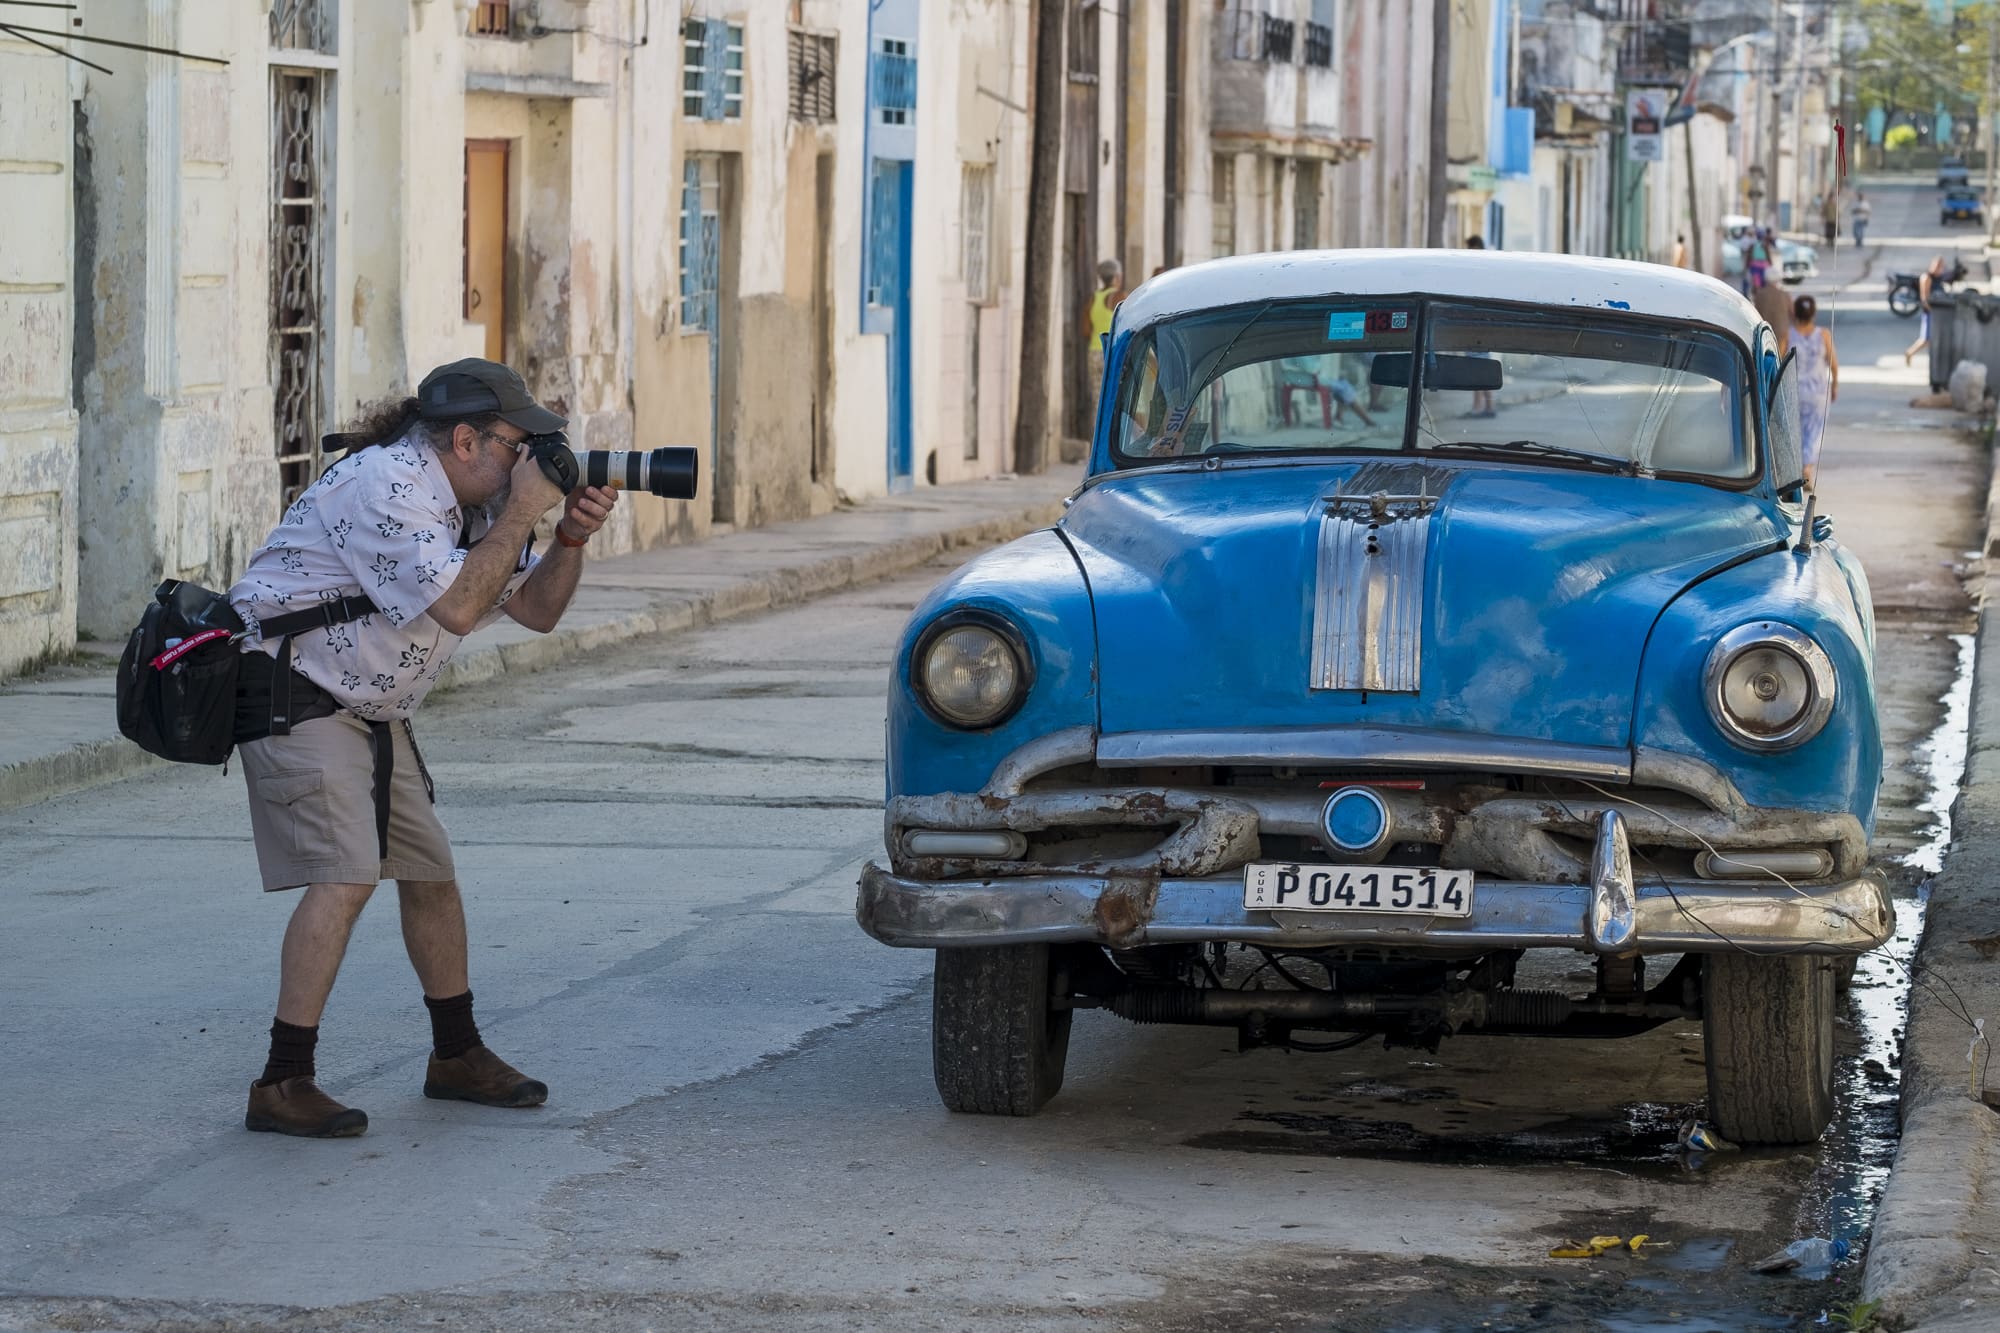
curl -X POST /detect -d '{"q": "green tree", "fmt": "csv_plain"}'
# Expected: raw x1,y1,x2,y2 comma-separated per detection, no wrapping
1849,0,1990,133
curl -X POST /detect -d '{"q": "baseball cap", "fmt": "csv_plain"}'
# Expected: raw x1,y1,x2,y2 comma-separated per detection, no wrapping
416,358,567,434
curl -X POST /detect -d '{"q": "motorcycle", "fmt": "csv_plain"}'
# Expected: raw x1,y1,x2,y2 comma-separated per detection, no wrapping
1889,258,1972,317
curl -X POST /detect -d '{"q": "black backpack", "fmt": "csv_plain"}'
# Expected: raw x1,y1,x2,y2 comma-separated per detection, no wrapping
115,579,375,766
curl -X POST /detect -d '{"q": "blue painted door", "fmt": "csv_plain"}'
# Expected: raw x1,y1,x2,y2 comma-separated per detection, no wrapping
870,158,914,489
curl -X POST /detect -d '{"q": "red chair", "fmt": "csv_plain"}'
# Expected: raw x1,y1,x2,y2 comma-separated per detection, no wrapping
1279,380,1334,428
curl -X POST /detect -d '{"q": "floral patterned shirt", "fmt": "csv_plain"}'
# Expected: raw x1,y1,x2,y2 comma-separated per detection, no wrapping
227,433,537,720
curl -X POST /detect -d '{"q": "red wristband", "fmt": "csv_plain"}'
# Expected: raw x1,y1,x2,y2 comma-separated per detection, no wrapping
555,521,589,548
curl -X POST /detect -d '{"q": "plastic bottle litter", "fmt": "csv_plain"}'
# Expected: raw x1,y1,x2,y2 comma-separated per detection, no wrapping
1749,1236,1851,1277
1676,1118,1739,1154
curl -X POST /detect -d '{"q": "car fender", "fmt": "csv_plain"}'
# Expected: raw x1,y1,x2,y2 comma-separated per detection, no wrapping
886,528,1099,800
1633,540,1879,826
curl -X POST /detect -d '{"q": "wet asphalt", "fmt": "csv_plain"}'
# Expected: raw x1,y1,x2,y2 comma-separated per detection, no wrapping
0,179,1989,1333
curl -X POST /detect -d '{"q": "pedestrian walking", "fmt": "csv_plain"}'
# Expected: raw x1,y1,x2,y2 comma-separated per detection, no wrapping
1850,193,1871,245
1746,228,1773,291
1820,191,1838,245
1084,259,1125,419
1463,236,1496,417
1905,255,1949,366
226,358,621,1138
1670,234,1689,268
1789,294,1838,490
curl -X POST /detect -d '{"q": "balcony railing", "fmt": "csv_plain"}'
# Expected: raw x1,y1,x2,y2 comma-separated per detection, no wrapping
1617,20,1691,82
1304,21,1332,69
1262,15,1295,63
871,50,917,115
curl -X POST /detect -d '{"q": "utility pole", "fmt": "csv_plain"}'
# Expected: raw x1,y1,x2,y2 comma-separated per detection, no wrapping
1987,0,1999,248
1426,0,1450,246
1767,0,1782,231
1012,0,1064,477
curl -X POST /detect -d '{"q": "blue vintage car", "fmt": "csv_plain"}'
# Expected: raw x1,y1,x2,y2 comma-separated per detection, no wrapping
858,251,1890,1145
1943,187,1984,225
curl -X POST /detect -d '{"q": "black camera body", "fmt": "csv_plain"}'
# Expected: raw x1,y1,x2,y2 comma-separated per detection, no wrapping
526,434,700,501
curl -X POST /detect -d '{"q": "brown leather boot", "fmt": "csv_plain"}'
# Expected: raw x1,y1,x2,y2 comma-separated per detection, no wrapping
423,1046,547,1108
245,1076,368,1137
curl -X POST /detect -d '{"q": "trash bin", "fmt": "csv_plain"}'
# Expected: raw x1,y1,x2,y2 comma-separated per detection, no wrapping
1965,291,2000,381
1931,290,2000,397
1928,291,1959,393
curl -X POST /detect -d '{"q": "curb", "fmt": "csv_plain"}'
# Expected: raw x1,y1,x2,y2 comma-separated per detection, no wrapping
0,497,1066,816
1862,435,2000,1325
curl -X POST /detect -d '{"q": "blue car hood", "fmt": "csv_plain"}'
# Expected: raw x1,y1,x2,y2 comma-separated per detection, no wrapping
1063,463,1786,749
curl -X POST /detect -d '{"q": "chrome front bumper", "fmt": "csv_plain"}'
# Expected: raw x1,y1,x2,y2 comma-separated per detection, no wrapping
856,831,1894,958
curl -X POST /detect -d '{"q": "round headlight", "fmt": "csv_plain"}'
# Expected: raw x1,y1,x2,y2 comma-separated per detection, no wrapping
914,615,1031,729
1703,623,1836,751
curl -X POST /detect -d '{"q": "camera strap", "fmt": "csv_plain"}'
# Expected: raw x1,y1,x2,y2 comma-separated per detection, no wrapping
252,594,379,738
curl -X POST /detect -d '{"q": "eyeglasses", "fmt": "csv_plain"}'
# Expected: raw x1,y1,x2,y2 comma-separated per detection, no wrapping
473,427,527,456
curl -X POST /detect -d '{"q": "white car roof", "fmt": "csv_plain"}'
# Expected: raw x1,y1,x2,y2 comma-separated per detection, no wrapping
1118,249,1769,347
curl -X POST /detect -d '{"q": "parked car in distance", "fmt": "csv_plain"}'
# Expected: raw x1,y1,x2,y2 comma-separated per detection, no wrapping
1939,156,1971,187
1778,239,1819,284
1719,214,1756,277
1943,187,1984,225
859,251,1889,1148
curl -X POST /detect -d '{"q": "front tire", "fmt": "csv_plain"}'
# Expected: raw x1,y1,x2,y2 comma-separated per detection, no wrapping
1703,954,1836,1145
932,945,1072,1116
1890,284,1920,317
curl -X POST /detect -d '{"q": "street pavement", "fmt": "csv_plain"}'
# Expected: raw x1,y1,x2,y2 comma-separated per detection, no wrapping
0,183,1991,1333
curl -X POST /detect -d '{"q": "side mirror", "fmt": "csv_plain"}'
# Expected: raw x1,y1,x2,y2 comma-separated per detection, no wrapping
1766,345,1806,494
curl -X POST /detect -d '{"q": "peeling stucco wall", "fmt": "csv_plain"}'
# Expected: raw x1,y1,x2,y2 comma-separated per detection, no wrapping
0,34,81,675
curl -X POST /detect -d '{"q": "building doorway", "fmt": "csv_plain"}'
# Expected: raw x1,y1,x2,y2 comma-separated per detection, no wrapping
463,139,509,363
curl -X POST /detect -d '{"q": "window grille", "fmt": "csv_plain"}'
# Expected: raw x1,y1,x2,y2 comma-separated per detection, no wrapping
271,70,328,506
683,18,745,120
1262,15,1295,63
1068,0,1100,82
961,164,993,305
269,0,335,55
679,155,721,332
1303,21,1332,68
872,38,915,125
788,29,837,122
866,158,905,307
1211,155,1235,258
472,2,511,37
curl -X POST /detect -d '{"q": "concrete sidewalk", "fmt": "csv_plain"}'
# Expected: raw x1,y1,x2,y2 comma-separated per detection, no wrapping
1864,437,2000,1331
0,466,1082,814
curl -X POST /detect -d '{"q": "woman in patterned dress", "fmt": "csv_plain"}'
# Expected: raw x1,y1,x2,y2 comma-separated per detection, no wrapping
1789,293,1838,490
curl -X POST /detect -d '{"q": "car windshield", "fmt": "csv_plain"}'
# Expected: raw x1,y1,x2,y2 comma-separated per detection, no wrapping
1112,299,1756,481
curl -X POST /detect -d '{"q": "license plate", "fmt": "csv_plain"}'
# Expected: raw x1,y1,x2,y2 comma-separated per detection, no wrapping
1243,863,1474,917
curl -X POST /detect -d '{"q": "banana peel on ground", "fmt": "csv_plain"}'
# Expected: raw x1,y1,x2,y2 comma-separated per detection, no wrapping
1548,1234,1652,1259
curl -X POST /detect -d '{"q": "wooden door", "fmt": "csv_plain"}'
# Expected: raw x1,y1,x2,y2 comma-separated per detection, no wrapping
463,139,509,362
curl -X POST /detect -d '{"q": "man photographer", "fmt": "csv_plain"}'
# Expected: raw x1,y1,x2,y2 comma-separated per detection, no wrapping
228,358,619,1138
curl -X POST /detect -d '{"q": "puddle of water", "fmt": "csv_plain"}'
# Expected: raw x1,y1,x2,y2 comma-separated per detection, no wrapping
1901,631,1976,876
1652,1236,1734,1274
1596,1307,1792,1333
1798,630,1974,1247
1185,1100,1736,1177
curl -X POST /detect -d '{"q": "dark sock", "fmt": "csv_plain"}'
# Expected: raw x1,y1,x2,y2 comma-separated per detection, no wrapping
424,990,482,1061
259,1019,318,1085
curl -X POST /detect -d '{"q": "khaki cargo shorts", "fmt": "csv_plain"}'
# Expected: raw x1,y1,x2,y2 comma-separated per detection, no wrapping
239,712,454,891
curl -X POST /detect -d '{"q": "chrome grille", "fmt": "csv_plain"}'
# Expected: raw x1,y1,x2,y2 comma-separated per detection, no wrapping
1311,469,1440,693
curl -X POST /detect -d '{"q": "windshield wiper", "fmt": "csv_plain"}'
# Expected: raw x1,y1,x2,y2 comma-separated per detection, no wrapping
1153,300,1276,456
1428,439,1632,473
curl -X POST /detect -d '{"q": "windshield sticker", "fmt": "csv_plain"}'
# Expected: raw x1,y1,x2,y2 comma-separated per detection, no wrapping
1327,312,1366,341
1390,311,1409,330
